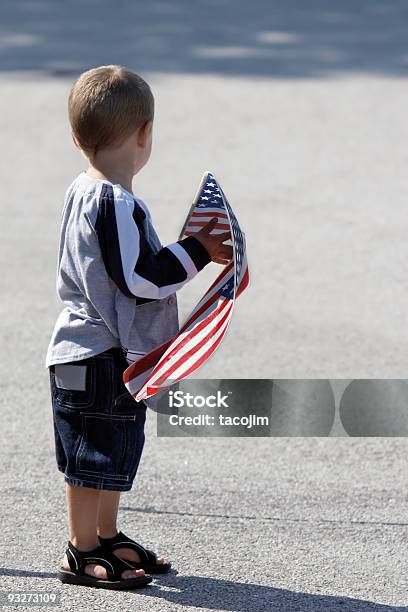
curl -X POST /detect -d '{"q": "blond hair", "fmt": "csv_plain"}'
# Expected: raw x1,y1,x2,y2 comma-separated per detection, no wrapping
68,65,154,157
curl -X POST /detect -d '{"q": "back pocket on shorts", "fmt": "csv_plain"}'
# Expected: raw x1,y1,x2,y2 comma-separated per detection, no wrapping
51,360,96,409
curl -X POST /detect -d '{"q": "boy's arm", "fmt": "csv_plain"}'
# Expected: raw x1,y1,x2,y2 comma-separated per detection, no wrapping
95,185,212,300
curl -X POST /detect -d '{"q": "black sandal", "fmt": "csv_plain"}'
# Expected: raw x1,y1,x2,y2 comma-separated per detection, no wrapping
98,531,172,574
57,540,153,589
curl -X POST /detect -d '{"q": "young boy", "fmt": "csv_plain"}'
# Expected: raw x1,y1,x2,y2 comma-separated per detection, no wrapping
45,65,232,590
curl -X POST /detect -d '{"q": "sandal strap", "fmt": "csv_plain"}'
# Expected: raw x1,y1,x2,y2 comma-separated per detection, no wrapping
99,531,157,564
66,540,139,581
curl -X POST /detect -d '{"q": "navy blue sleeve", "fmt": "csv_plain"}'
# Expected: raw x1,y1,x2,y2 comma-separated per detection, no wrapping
95,184,211,300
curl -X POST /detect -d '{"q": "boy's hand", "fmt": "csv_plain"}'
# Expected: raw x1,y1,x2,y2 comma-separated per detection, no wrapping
194,218,233,265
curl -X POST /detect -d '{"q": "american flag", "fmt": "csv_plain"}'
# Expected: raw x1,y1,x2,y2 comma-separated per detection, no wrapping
123,171,249,403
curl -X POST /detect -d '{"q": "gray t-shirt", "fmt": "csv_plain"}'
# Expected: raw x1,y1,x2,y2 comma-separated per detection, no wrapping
45,172,211,368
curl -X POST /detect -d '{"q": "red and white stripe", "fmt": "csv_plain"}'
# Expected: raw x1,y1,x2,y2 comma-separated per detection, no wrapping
124,264,249,402
136,298,234,400
124,263,235,399
184,208,230,235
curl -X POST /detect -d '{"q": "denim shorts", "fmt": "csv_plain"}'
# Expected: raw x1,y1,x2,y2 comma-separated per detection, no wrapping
49,347,147,491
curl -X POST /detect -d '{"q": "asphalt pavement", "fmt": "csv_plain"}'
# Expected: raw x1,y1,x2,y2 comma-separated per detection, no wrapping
0,2,407,610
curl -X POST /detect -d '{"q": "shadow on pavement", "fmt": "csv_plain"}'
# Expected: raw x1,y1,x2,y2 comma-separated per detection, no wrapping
1,0,408,78
0,568,404,611
143,575,408,611
0,568,58,579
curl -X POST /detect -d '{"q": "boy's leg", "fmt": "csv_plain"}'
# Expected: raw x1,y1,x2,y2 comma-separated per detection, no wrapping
67,482,101,549
97,491,165,565
97,490,120,538
62,483,146,580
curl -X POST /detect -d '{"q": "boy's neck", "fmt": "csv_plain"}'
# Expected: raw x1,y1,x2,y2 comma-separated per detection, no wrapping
85,164,134,194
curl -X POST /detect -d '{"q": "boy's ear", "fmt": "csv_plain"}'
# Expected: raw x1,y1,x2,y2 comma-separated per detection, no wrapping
136,120,152,147
71,132,91,161
71,132,80,149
